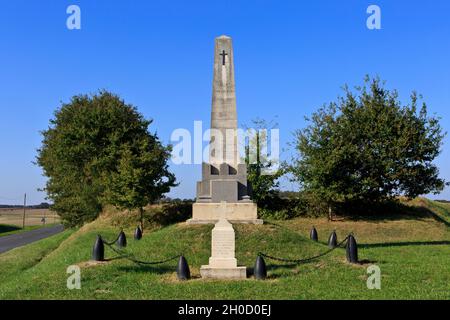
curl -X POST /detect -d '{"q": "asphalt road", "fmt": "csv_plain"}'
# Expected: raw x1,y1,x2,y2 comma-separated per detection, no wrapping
0,224,64,254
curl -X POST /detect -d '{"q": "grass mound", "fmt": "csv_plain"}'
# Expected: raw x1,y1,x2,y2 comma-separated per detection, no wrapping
0,198,448,299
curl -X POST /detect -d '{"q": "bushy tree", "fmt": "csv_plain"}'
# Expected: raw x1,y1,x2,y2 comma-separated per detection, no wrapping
103,142,176,231
245,119,284,207
37,91,176,227
291,77,447,211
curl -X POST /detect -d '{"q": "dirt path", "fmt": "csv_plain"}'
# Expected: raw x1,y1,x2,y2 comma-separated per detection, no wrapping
0,224,64,254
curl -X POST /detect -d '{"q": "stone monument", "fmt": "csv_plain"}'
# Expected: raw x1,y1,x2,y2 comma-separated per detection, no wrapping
187,35,261,225
199,202,247,279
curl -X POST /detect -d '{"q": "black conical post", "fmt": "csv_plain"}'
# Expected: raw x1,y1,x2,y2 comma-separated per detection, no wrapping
254,255,267,280
346,234,358,263
177,255,190,280
92,235,104,261
116,230,127,248
328,230,338,248
310,227,318,242
134,226,142,240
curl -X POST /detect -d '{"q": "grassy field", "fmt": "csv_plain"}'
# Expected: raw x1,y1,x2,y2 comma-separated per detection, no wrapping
0,208,60,227
0,198,448,300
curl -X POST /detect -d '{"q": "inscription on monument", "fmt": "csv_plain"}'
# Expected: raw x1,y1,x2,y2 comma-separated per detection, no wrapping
212,232,235,258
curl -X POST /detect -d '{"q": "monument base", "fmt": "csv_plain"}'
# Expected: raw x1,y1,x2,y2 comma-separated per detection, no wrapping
200,266,247,279
188,202,262,225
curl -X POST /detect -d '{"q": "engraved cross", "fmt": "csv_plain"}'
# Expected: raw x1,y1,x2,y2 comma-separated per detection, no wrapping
219,50,228,66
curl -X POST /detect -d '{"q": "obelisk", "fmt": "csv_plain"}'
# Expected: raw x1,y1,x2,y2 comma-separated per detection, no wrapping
187,35,261,225
210,35,238,166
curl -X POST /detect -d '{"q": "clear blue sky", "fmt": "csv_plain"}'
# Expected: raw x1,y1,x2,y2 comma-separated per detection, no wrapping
0,0,449,204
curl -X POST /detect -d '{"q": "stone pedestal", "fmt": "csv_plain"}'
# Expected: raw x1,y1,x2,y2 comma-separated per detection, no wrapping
200,218,247,279
188,202,261,225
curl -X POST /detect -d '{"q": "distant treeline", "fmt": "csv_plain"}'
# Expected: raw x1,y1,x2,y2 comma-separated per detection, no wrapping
0,203,51,209
435,200,450,204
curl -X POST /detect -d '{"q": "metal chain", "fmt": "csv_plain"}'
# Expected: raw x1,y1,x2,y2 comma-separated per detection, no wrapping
258,236,349,264
104,242,180,265
101,231,122,246
124,253,180,265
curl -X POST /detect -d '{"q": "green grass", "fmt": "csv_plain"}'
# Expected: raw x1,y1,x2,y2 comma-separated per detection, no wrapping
0,223,60,237
420,199,450,224
0,199,449,300
0,230,74,285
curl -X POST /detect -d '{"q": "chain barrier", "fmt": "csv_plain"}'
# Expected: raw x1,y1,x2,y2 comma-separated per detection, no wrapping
102,231,122,246
99,224,353,267
258,235,349,264
104,241,180,265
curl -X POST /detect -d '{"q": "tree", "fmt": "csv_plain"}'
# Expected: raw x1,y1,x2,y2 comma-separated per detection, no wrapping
291,77,447,212
37,91,176,227
103,142,176,231
245,118,284,207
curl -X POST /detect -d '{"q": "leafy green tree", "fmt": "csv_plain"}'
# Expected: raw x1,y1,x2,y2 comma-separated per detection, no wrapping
103,142,176,231
37,91,176,227
291,77,447,212
245,119,284,207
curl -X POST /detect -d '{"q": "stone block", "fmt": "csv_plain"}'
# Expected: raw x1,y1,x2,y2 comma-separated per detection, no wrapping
189,202,261,224
200,266,247,279
211,180,238,203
